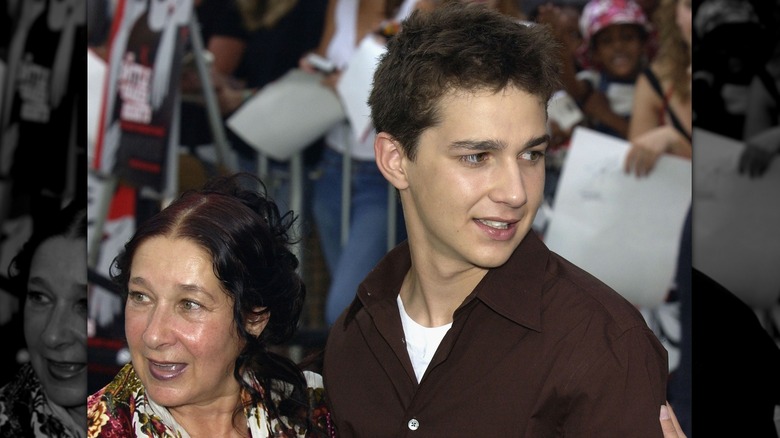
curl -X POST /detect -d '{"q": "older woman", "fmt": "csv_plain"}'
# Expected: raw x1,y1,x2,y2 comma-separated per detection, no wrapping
87,174,331,437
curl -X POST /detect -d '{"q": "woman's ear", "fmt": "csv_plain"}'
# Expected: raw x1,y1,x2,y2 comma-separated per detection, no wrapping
245,307,270,337
374,132,409,190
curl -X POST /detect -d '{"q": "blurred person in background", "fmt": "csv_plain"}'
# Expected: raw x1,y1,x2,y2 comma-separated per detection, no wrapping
542,0,651,141
0,200,87,437
177,0,250,174
692,0,765,140
214,0,328,210
299,0,416,326
624,0,691,177
738,29,780,178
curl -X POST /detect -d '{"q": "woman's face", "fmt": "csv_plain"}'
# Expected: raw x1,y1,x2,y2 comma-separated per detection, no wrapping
24,235,88,409
124,236,254,409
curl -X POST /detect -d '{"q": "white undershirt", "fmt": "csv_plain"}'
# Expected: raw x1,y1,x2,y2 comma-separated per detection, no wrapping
397,295,452,382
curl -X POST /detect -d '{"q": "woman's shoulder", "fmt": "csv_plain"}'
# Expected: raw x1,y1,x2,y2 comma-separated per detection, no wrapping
87,364,142,437
0,365,38,435
302,370,324,390
301,370,334,436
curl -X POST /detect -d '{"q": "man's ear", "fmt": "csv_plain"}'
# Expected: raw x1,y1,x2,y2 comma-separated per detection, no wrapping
245,307,270,337
374,132,409,190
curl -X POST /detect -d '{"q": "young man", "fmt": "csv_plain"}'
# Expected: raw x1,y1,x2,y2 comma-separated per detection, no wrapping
323,2,682,436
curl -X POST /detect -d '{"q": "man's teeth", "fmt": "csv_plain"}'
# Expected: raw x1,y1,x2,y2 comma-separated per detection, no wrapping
478,219,509,229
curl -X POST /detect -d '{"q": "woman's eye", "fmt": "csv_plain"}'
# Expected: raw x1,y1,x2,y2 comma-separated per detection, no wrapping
128,291,148,303
26,290,50,305
182,300,202,311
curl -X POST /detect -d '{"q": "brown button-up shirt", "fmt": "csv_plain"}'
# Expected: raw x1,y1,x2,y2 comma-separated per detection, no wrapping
323,231,668,437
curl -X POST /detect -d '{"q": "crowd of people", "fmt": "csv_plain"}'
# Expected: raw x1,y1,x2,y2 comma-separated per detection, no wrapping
81,0,776,436
0,0,778,436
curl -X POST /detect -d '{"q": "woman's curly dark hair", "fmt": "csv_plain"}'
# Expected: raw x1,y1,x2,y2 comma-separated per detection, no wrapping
110,173,311,434
8,199,87,296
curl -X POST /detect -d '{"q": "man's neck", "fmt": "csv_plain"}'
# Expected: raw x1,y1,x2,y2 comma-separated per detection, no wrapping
399,255,488,328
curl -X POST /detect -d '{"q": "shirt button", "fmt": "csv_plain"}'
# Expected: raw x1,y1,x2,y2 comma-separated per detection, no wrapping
408,418,420,431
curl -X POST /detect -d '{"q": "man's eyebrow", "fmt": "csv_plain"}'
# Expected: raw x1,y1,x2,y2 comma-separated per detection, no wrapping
525,134,550,148
449,139,506,151
449,134,550,151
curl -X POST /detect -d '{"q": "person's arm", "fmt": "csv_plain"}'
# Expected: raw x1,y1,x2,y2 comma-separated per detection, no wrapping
299,0,342,92
743,74,777,140
563,327,669,436
624,68,691,177
181,1,247,95
628,68,663,140
300,0,338,71
208,35,247,76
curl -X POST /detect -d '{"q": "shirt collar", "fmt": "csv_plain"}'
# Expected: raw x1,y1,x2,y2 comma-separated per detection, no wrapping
470,230,548,332
353,231,549,332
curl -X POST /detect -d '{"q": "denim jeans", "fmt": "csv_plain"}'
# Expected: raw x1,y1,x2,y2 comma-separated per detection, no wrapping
312,147,407,325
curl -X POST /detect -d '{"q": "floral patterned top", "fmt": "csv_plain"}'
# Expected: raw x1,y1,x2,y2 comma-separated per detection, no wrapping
0,363,83,437
87,363,333,438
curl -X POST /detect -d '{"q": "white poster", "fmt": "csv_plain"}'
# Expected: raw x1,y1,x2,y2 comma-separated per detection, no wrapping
226,69,344,161
692,128,780,308
336,35,386,144
544,127,692,308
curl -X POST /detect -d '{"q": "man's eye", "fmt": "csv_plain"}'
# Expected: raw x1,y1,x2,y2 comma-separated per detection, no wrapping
520,150,545,162
461,153,488,165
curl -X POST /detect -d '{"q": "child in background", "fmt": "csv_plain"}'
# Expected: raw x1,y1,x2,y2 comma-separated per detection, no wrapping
693,0,765,140
547,0,650,140
578,0,649,138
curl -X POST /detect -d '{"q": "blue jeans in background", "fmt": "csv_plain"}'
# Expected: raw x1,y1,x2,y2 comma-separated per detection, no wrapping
312,147,407,326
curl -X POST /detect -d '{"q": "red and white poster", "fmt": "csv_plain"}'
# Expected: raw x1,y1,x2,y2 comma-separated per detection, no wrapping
92,0,192,192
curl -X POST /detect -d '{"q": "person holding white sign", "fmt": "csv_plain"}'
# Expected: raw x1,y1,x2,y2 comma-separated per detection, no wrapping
739,35,780,178
298,0,417,326
625,0,692,177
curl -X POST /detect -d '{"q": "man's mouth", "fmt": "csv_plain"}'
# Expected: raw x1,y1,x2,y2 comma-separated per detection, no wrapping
477,219,510,230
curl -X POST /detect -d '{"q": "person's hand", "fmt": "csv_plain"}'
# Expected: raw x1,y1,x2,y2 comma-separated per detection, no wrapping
624,126,686,177
299,53,320,74
215,85,246,116
739,126,780,178
660,402,686,438
738,144,775,177
624,132,666,177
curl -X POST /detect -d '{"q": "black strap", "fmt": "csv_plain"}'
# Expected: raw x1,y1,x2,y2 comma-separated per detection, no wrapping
642,67,692,144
